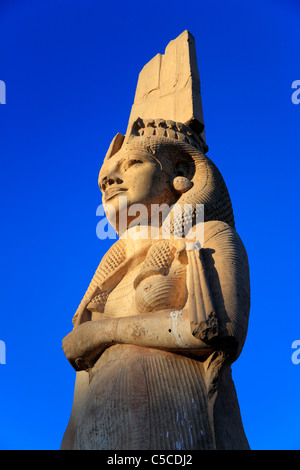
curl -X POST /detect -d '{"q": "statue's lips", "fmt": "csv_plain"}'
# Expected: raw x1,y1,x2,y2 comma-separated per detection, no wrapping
104,188,127,201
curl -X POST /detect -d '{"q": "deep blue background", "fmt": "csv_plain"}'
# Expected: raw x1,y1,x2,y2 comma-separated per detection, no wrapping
0,0,300,450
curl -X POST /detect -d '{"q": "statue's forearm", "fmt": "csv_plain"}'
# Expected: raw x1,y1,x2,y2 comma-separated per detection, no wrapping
114,309,211,354
63,309,213,371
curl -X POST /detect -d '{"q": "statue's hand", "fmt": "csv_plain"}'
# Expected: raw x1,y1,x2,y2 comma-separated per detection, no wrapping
62,319,117,371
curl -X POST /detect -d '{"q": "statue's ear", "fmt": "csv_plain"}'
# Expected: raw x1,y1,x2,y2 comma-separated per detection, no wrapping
104,133,124,160
174,159,193,179
172,159,194,194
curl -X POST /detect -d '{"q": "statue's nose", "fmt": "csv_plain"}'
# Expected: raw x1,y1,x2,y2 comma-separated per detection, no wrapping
99,174,123,192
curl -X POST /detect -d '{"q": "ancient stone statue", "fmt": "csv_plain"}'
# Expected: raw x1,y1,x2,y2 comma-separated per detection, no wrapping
61,31,250,450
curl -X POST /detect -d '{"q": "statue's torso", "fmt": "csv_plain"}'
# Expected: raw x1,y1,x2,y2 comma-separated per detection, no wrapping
63,222,250,450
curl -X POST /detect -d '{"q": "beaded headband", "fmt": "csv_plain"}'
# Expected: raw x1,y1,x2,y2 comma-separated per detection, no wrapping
104,117,208,161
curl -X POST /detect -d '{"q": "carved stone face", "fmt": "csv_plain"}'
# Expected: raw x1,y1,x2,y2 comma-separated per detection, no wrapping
98,148,178,233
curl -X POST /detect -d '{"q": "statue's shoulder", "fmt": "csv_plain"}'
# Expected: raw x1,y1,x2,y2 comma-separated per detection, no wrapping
202,220,247,258
203,220,234,243
203,220,245,246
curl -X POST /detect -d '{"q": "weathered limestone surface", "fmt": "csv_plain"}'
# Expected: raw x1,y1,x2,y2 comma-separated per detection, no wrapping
61,31,250,451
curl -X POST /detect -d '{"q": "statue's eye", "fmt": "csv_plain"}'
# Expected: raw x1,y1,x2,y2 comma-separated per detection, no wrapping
124,159,143,171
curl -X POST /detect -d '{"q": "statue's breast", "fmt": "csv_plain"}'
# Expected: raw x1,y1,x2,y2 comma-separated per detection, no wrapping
103,258,187,318
135,259,187,313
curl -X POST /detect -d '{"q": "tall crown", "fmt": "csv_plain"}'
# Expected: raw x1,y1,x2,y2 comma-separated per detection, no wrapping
125,30,207,151
105,31,208,159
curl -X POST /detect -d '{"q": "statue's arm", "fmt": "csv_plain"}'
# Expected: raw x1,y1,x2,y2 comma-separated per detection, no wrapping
62,309,213,371
190,221,251,360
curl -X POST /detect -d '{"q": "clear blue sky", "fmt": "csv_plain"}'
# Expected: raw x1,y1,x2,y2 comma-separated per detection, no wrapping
0,0,300,450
